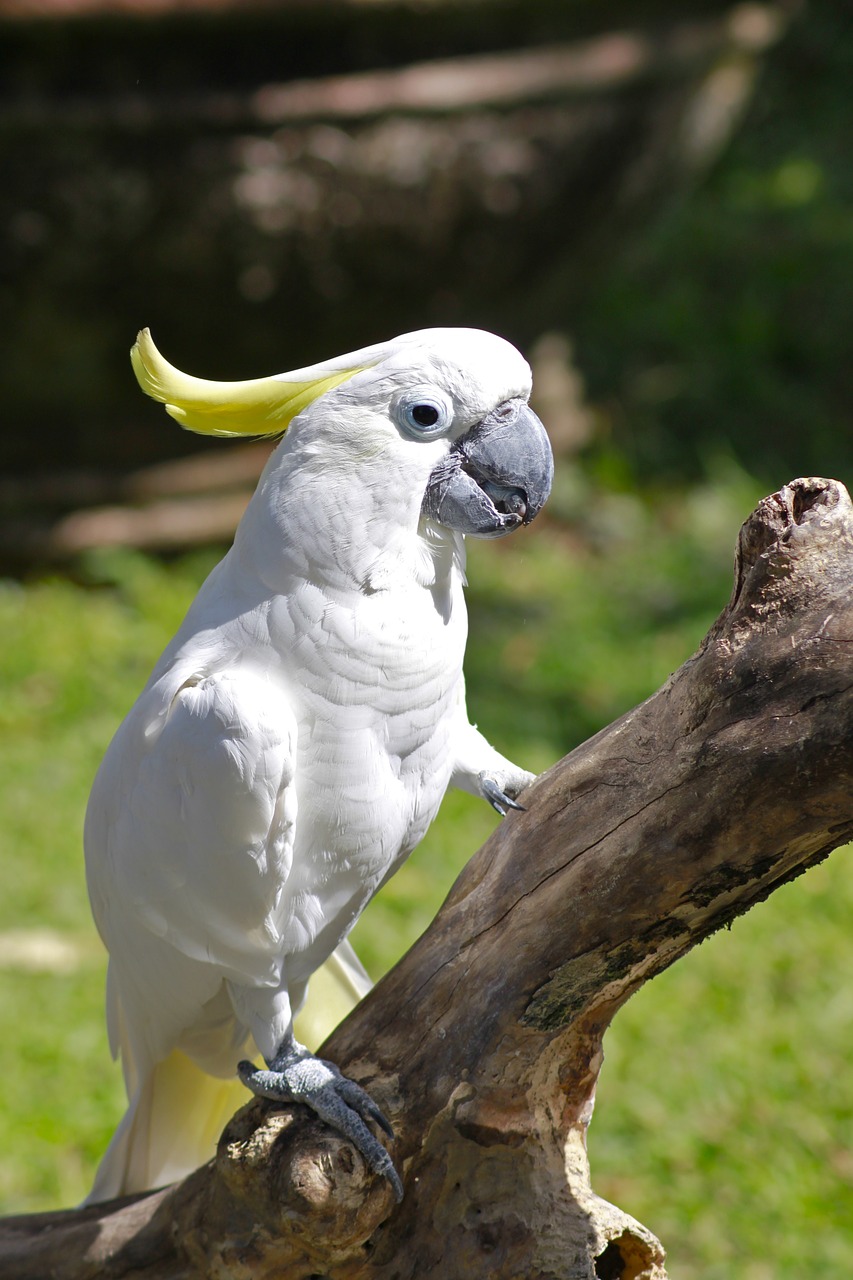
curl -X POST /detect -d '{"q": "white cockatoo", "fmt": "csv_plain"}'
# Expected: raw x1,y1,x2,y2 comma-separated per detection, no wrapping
85,326,553,1203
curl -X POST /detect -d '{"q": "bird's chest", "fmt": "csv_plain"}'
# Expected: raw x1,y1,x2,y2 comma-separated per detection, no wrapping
268,576,466,866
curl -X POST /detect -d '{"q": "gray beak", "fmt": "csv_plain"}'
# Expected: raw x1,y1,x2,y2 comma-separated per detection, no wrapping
421,399,554,538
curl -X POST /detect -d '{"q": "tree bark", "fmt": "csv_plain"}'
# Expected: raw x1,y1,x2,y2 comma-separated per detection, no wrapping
4,475,853,1279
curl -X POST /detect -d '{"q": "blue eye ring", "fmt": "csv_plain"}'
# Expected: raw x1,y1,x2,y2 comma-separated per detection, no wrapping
396,393,451,440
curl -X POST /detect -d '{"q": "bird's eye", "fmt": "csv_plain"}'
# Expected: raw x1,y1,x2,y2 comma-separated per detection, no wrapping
396,393,451,440
411,403,440,428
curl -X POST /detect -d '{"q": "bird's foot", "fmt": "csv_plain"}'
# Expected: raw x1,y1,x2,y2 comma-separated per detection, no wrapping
237,1046,403,1201
479,768,534,817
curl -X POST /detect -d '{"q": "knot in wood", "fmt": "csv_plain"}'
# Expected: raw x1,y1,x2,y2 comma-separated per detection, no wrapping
729,477,853,617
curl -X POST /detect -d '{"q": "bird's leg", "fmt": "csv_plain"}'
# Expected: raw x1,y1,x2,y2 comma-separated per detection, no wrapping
449,722,536,816
237,1038,403,1201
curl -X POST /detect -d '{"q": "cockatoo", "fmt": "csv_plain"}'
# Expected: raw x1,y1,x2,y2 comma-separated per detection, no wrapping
85,326,553,1204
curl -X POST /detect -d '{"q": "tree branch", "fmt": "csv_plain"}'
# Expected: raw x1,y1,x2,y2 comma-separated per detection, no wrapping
4,476,853,1279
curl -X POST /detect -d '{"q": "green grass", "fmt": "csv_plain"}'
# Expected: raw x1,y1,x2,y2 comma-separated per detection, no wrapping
591,854,853,1279
1,472,852,1275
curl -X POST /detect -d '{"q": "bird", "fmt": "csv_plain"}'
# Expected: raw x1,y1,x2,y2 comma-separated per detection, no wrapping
84,326,553,1204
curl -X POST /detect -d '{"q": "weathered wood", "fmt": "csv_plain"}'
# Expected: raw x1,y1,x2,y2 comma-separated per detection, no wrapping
0,445,273,560
4,475,853,1278
249,28,726,123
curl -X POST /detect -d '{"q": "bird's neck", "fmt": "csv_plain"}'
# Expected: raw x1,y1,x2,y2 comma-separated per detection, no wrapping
231,442,465,603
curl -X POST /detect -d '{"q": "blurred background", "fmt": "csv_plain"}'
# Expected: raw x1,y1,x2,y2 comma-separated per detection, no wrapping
2,0,852,1274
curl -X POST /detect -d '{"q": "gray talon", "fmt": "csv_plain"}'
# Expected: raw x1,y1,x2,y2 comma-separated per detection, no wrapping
337,1077,395,1138
481,774,526,817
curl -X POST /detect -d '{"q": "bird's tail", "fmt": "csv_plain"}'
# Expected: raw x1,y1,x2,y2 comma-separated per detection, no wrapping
87,939,373,1202
87,1046,249,1203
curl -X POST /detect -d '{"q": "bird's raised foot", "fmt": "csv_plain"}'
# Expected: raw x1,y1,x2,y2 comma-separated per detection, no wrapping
479,769,531,817
237,1050,403,1202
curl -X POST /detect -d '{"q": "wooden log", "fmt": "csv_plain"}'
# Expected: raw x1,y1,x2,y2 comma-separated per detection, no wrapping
3,475,852,1278
0,445,273,562
46,491,255,554
2,14,782,130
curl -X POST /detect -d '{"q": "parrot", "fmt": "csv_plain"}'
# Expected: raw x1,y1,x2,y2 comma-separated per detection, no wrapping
84,326,553,1204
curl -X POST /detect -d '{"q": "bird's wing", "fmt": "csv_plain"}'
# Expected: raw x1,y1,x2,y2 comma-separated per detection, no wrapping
86,666,379,1199
86,667,299,1062
125,667,296,980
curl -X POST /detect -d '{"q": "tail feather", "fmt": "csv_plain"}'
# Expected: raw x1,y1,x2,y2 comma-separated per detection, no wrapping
87,1048,250,1202
88,940,373,1201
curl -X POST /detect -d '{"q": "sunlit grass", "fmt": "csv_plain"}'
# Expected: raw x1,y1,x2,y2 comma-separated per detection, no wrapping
591,851,853,1278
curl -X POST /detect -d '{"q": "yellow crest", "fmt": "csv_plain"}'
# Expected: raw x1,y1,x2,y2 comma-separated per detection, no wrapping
130,329,364,438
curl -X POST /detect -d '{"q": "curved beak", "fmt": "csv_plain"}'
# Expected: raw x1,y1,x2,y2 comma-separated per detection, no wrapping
422,399,554,538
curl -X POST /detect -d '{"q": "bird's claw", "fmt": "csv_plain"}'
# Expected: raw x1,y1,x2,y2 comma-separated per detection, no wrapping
480,772,527,817
336,1075,395,1139
237,1054,403,1201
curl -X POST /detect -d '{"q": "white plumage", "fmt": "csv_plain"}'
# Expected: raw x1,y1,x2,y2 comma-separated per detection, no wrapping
85,327,552,1201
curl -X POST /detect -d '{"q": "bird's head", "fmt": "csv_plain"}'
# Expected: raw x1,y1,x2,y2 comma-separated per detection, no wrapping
131,327,553,540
